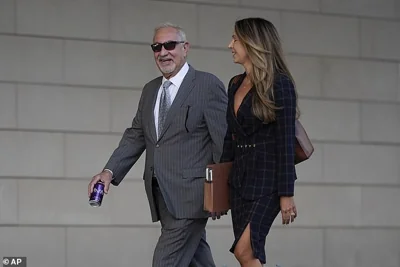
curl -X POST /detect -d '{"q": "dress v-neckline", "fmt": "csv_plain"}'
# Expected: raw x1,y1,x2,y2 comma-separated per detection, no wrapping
232,73,253,119
234,88,252,118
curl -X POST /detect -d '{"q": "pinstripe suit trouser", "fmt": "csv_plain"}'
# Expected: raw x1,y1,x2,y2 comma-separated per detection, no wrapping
152,182,216,267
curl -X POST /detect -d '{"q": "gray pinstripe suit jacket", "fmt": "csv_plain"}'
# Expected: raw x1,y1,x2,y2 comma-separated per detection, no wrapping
104,65,228,222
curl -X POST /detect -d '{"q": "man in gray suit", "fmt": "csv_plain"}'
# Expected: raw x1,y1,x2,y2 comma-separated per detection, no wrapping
88,22,228,267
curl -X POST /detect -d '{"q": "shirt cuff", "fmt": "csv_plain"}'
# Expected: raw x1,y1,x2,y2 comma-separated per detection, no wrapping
103,169,114,178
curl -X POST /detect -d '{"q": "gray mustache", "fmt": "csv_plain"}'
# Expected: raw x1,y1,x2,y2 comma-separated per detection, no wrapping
158,56,172,61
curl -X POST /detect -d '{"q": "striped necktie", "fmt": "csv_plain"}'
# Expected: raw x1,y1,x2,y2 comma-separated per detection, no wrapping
158,80,173,139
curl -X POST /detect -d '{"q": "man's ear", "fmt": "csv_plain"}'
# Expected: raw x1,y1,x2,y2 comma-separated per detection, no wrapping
183,42,190,53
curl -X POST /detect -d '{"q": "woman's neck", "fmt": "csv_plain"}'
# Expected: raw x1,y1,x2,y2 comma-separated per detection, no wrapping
243,62,252,76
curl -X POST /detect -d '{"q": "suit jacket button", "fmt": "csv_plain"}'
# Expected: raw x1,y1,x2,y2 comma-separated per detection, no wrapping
156,144,160,148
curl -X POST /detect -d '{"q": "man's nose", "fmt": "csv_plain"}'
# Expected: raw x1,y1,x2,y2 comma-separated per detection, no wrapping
159,46,168,56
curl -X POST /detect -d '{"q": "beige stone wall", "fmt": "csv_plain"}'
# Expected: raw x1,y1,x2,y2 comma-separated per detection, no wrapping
0,0,399,266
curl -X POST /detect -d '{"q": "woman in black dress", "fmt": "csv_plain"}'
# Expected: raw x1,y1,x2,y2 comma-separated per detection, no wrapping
220,17,299,267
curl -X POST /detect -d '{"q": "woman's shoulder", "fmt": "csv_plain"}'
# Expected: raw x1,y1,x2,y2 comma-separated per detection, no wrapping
228,73,245,88
273,72,293,87
272,72,297,107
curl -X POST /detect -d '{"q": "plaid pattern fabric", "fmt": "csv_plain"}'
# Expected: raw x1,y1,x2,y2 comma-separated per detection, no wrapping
220,72,298,264
220,72,298,199
229,187,280,265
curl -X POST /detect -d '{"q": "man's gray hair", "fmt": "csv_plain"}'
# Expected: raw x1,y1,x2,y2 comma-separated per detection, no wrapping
154,22,187,42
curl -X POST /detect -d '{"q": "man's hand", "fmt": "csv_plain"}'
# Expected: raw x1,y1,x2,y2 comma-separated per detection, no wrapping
280,196,297,225
209,210,229,220
88,170,113,197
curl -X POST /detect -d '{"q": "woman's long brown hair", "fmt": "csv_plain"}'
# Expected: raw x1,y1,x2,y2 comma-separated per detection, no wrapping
234,17,299,123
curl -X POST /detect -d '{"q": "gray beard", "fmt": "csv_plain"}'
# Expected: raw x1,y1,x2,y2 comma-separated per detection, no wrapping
160,65,175,74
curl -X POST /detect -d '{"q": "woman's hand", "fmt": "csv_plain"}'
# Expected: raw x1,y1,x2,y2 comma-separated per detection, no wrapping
280,196,297,225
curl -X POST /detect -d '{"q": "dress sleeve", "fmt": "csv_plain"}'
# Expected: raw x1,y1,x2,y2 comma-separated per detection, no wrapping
219,76,239,163
274,75,297,196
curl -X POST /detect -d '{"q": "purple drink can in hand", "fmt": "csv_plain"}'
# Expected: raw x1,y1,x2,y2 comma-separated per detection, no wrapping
89,182,105,207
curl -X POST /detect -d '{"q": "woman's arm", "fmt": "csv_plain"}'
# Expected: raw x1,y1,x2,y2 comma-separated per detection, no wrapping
274,74,297,196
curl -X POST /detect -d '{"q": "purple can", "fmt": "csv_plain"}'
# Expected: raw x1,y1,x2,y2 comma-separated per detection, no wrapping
89,182,105,207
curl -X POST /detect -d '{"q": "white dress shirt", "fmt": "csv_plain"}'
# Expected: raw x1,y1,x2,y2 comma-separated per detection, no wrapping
154,62,189,137
103,63,190,178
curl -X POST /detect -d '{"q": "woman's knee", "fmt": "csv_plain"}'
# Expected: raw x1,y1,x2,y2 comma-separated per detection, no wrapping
234,245,253,263
234,227,254,263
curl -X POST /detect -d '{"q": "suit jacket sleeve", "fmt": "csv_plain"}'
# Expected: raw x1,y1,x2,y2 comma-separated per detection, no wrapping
274,75,297,196
104,89,147,186
203,76,228,164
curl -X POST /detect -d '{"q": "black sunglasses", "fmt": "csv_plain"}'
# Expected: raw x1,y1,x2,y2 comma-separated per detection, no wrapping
150,41,185,52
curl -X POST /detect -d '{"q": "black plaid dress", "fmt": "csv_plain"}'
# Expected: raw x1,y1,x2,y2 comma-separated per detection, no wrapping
220,73,298,265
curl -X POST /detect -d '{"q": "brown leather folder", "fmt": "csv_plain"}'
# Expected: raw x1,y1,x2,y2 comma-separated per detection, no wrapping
203,161,232,213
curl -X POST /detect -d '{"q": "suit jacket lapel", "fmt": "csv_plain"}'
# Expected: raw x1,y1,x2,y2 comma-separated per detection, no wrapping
148,78,162,143
157,66,196,141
